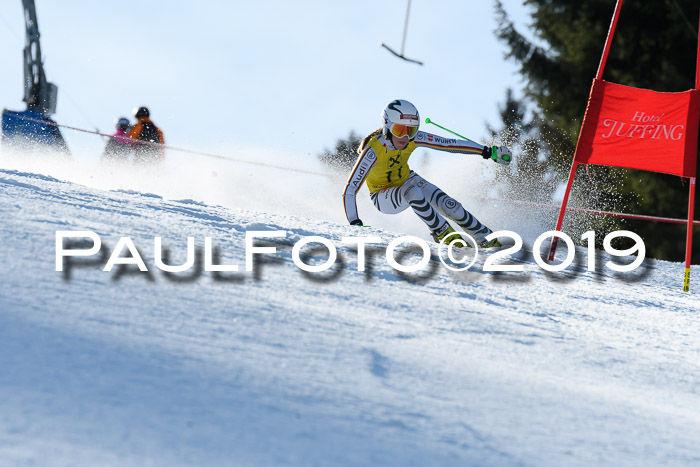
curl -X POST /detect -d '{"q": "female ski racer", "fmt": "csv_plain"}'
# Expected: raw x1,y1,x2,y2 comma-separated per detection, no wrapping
343,99,511,247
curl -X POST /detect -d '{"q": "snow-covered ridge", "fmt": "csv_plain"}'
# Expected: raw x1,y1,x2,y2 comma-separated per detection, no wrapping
0,167,698,466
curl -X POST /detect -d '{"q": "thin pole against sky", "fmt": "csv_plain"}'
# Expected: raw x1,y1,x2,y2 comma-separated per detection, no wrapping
400,0,412,56
381,0,423,66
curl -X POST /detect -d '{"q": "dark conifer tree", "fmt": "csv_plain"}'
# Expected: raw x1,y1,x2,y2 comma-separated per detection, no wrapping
494,0,700,261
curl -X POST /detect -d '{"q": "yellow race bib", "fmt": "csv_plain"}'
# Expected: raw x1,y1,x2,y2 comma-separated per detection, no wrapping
364,137,416,193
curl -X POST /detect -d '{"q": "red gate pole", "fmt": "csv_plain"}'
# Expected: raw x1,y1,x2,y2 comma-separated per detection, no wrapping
596,0,624,80
548,0,624,262
684,177,696,292
685,12,700,292
548,162,578,261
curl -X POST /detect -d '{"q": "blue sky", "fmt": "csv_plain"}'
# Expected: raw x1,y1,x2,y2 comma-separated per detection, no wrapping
0,1,532,162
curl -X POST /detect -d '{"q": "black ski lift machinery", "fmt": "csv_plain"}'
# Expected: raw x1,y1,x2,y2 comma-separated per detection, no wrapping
1,0,68,152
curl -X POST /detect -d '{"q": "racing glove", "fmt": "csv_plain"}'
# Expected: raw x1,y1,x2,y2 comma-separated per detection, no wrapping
481,145,512,165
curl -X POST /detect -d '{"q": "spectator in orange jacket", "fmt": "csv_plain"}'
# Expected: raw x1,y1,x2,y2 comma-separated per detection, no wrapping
128,106,165,165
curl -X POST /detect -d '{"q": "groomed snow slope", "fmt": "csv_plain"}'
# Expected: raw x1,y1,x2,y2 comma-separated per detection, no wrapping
0,166,699,466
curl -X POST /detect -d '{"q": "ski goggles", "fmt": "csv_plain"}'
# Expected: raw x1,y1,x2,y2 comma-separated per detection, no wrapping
389,123,419,139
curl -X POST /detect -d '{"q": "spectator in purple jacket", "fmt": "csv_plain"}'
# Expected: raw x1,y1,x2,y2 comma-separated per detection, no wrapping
102,117,134,163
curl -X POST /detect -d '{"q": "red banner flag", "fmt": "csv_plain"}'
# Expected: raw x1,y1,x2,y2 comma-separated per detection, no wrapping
575,79,700,178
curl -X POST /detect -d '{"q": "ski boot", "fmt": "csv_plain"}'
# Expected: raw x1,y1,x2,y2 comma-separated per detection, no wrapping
431,223,468,248
479,237,502,248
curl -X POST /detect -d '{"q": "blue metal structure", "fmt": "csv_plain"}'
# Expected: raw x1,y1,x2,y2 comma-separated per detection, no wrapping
2,109,67,150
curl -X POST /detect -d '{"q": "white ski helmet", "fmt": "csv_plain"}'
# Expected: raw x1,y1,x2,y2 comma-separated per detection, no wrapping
382,99,420,140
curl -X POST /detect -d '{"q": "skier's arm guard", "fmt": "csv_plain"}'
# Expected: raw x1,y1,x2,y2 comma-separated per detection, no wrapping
413,131,486,156
343,147,376,224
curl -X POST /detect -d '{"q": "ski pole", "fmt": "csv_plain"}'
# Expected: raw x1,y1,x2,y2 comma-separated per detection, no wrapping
425,117,511,163
424,117,475,142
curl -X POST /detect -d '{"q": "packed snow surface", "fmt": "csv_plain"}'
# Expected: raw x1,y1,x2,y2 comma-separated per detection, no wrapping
0,160,699,466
